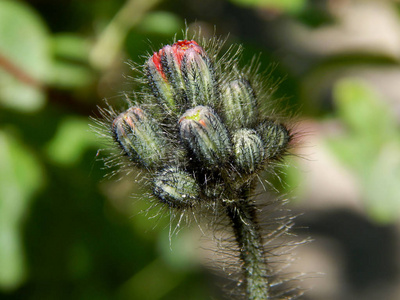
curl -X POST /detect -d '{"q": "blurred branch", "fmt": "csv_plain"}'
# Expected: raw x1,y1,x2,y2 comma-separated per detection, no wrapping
90,0,162,71
0,52,42,88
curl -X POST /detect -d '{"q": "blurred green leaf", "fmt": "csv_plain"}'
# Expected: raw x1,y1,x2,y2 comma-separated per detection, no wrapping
46,117,102,166
52,33,91,62
158,228,200,271
363,141,400,223
0,130,45,290
137,11,184,35
90,0,162,71
117,259,184,300
334,78,397,142
229,0,307,13
48,34,96,88
48,60,95,89
283,156,306,200
328,78,400,223
0,0,50,112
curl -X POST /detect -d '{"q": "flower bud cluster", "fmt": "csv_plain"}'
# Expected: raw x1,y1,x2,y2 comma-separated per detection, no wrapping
109,39,291,209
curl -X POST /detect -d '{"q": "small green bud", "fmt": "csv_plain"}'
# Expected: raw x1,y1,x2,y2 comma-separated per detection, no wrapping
233,129,265,173
153,167,200,208
257,121,290,159
145,55,175,110
181,48,217,107
112,107,167,169
222,79,258,130
179,106,232,167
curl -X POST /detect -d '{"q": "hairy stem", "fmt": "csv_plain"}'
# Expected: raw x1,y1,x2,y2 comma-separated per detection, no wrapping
226,199,269,300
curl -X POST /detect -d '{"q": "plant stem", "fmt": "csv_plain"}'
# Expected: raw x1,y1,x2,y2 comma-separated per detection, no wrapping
89,0,162,71
226,199,269,300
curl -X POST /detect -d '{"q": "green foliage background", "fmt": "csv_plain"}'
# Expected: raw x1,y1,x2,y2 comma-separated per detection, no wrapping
1,0,400,299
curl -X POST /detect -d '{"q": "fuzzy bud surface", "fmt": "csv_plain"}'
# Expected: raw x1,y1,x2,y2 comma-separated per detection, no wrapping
145,40,216,112
222,79,258,130
233,129,265,173
257,121,290,159
179,105,231,167
153,167,200,208
112,107,167,169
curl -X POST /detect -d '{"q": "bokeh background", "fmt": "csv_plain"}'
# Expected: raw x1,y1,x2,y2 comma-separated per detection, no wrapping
1,0,400,299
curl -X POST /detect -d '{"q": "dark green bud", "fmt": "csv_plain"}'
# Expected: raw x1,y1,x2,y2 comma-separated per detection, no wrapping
257,121,290,159
179,106,232,167
112,107,167,169
233,129,265,173
222,79,258,130
153,167,200,208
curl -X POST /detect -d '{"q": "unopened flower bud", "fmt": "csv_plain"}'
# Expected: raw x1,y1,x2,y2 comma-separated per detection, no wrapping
179,106,231,167
153,167,200,208
112,107,167,169
181,47,217,107
145,54,175,110
145,40,216,112
233,129,265,173
222,79,258,130
257,121,290,159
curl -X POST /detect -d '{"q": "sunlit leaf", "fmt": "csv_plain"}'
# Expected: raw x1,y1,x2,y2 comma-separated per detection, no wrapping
0,0,50,112
328,78,400,223
333,78,397,142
